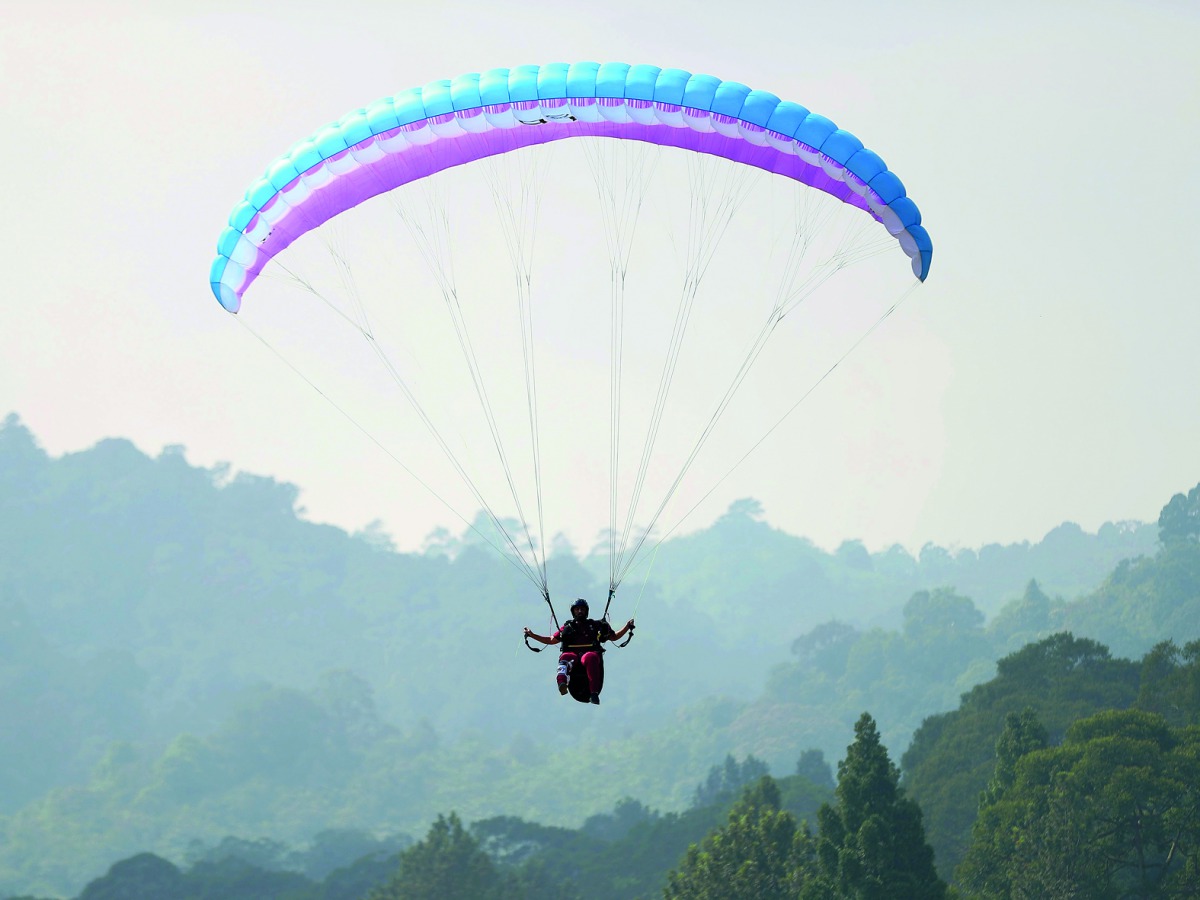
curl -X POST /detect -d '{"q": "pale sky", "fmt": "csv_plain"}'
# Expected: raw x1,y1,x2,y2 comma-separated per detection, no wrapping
3,0,1197,559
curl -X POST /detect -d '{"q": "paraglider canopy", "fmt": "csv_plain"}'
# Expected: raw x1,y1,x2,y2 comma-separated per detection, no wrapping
210,62,931,313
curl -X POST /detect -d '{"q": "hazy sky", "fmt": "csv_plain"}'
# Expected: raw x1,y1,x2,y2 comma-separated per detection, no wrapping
3,0,1197,558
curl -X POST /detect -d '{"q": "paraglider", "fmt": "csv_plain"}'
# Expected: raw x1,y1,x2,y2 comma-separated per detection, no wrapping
209,63,932,703
524,598,635,704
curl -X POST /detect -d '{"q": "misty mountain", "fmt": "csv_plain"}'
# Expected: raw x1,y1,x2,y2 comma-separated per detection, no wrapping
0,412,1181,897
0,413,1155,782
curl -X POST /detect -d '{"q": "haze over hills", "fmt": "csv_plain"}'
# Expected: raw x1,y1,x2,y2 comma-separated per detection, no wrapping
0,411,1156,749
4,412,1194,897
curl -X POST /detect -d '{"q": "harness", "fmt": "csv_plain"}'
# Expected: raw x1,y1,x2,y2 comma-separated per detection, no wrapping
523,589,635,652
557,618,608,655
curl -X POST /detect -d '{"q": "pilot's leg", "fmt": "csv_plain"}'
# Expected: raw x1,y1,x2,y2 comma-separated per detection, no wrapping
556,652,578,696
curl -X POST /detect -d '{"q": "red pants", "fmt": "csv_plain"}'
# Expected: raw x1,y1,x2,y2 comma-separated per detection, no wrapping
559,650,604,694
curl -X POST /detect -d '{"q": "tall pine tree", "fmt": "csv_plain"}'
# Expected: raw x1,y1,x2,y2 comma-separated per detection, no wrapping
368,813,502,900
665,777,811,900
803,713,946,900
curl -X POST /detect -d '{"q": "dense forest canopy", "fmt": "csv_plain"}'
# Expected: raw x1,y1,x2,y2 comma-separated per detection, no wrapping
2,413,1197,898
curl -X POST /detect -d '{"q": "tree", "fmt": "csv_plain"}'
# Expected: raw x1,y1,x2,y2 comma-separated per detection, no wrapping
369,813,504,900
1158,482,1200,545
692,754,770,808
835,540,873,572
77,853,186,900
957,708,1200,898
956,709,1050,894
1137,639,1200,727
987,579,1054,652
902,590,984,641
289,828,408,881
803,713,945,900
902,633,1142,877
979,707,1047,808
581,797,659,842
0,414,48,500
182,856,313,898
665,777,807,900
790,621,859,678
796,749,835,789
182,835,289,871
898,589,990,689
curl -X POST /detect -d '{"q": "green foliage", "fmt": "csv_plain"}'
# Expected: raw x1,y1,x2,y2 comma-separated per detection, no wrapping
474,795,728,899
580,797,657,842
1048,486,1200,661
979,708,1047,808
1138,640,1200,727
73,849,344,900
803,713,946,900
664,718,943,900
464,773,831,900
0,679,767,897
368,813,504,900
183,835,290,872
179,828,406,882
985,579,1056,655
314,847,407,900
790,621,860,678
957,709,1200,898
367,813,577,900
1061,539,1200,657
0,590,148,811
764,588,995,769
635,497,1150,636
44,838,411,900
907,632,1200,887
1158,481,1200,546
795,748,835,789
901,633,1142,878
691,754,769,808
296,829,409,881
664,777,805,900
0,416,1181,897
77,853,187,900
180,857,315,899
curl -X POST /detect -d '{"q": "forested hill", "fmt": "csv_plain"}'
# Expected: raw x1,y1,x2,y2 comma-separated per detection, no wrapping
0,409,1154,651
0,412,1155,780
1,414,1155,635
621,496,1155,628
0,412,1181,897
